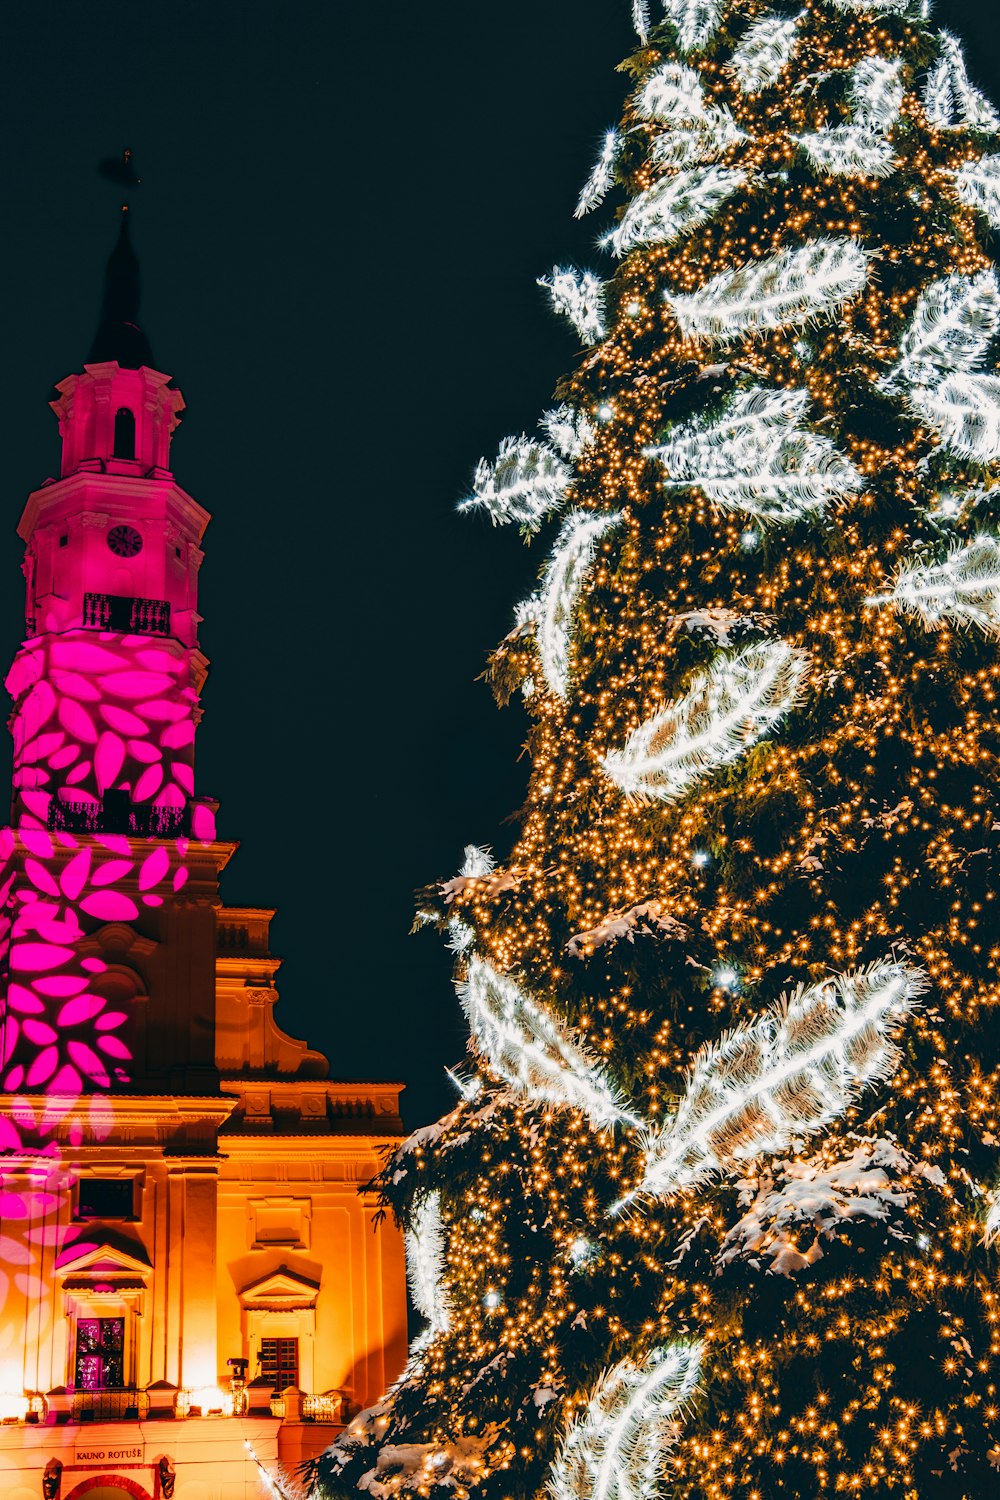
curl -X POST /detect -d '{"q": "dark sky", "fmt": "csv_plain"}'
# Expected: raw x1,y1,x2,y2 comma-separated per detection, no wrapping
0,1,996,1131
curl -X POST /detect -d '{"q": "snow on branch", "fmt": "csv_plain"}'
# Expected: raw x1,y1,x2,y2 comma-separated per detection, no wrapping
576,130,621,218
548,1343,704,1500
537,510,622,699
669,239,869,341
646,386,862,522
602,639,809,804
538,267,608,344
459,436,570,531
729,13,801,96
440,845,522,904
637,961,925,1200
660,0,724,53
603,166,746,256
923,30,1000,133
458,953,635,1130
718,1137,946,1277
406,1192,450,1340
955,155,1000,228
567,900,691,960
869,534,1000,635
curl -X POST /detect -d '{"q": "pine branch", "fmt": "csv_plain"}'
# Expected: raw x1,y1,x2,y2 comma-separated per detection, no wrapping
548,1344,704,1500
638,961,925,1200
537,510,622,698
728,13,802,96
458,953,636,1130
669,239,869,341
538,267,607,344
870,534,1000,635
647,385,861,521
986,1192,1000,1248
459,436,570,530
602,639,810,803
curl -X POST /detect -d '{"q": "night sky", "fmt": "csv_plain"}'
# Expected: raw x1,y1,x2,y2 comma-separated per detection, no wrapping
0,1,996,1132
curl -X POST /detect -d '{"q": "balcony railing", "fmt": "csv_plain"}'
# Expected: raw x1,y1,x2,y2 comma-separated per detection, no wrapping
83,592,171,636
48,792,188,838
72,1389,148,1422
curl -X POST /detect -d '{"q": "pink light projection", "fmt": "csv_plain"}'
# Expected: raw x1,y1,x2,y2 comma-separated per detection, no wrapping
7,630,208,829
0,348,219,1385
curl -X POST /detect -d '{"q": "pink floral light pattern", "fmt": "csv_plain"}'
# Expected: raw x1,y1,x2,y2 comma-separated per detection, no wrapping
7,630,201,828
0,827,192,1097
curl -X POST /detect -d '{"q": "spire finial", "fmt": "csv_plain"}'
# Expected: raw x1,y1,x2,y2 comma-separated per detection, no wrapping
89,153,154,369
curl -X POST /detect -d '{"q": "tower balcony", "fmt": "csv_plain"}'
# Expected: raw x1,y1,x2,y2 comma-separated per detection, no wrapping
48,790,189,838
82,591,171,635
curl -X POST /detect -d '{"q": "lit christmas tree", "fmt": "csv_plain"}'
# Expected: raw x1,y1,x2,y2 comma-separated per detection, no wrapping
310,3,1000,1496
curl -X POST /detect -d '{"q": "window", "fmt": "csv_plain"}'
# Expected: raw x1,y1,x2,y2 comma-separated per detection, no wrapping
74,1317,125,1390
78,1177,134,1220
59,534,68,548
259,1337,298,1391
113,407,136,460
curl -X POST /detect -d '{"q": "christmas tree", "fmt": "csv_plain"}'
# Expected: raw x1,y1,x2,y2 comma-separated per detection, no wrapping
310,3,1000,1496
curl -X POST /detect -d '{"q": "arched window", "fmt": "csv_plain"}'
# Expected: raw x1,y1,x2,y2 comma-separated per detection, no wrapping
113,408,136,460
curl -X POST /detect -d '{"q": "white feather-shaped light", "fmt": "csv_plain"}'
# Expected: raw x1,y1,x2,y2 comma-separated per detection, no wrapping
871,534,1000,635
636,62,708,124
924,30,1000,133
604,166,746,256
548,1344,704,1500
459,436,570,530
827,0,912,10
538,267,607,344
907,374,1000,463
729,13,801,96
660,0,723,53
538,511,622,698
850,56,905,129
540,404,596,460
632,0,650,42
576,130,621,218
669,238,869,341
458,953,633,1130
955,155,1000,229
797,125,896,179
637,63,747,168
986,1191,1000,1248
638,961,925,1200
881,271,1000,387
406,1192,450,1339
648,386,862,521
602,640,810,804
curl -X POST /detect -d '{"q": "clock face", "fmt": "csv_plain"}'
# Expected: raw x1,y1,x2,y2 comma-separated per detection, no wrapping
107,525,143,558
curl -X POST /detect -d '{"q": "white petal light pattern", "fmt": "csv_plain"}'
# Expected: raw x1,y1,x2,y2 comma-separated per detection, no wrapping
602,640,810,803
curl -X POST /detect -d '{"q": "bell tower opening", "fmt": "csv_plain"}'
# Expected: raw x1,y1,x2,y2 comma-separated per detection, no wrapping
113,406,135,459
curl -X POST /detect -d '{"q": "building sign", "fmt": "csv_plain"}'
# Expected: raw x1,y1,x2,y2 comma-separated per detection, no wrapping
73,1443,145,1464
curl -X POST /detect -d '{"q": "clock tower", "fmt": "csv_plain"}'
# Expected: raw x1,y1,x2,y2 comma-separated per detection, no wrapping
0,211,407,1500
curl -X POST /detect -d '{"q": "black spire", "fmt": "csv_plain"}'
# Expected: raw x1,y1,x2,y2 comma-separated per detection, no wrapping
88,206,155,369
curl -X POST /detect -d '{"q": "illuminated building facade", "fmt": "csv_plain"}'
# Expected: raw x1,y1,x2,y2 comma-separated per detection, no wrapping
0,214,408,1500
